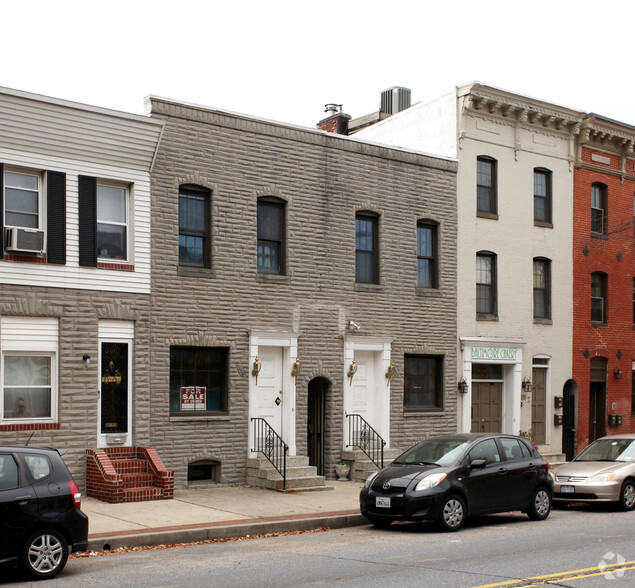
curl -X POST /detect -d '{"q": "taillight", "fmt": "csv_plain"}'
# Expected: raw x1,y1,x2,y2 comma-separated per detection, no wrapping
69,480,82,508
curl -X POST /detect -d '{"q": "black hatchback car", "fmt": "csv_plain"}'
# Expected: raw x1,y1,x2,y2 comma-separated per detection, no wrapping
0,446,88,579
360,433,553,531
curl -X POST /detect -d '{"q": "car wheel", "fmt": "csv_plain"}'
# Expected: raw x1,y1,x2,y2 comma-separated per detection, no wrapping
20,529,69,580
367,516,394,529
527,487,551,520
618,480,635,511
436,494,466,532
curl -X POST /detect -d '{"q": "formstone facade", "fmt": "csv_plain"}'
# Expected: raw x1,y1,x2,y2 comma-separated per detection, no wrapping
148,96,458,486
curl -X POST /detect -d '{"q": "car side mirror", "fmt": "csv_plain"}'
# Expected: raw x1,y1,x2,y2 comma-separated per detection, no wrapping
469,458,487,469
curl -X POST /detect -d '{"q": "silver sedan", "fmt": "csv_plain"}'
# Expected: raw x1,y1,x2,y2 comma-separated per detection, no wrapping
552,434,635,510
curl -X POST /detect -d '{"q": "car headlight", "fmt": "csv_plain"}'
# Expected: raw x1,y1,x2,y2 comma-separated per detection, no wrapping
588,472,616,482
364,471,379,489
415,473,447,492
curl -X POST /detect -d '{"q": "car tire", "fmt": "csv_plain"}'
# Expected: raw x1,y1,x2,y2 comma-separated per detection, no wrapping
618,480,635,511
527,487,551,521
367,516,394,529
436,494,466,532
20,528,69,580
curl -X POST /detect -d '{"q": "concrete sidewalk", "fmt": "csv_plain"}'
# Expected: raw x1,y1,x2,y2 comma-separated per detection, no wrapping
83,481,366,551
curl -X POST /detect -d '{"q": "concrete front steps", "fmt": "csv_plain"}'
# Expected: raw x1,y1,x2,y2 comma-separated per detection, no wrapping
540,452,567,467
247,455,332,492
341,448,403,482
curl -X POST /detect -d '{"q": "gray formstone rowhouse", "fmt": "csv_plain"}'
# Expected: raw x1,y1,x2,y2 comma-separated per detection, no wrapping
147,96,459,487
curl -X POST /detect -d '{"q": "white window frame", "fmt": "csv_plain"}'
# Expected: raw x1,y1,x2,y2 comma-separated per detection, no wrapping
3,168,44,231
97,182,130,262
0,317,58,425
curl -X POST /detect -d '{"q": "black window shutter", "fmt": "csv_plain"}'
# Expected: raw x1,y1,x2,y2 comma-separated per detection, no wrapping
46,171,66,265
78,175,97,267
0,162,3,261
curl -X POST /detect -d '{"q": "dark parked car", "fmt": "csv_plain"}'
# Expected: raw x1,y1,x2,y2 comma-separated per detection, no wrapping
360,433,553,531
0,446,88,579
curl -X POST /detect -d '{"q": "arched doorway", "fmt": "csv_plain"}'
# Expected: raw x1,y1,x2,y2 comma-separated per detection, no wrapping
308,378,328,476
562,379,577,461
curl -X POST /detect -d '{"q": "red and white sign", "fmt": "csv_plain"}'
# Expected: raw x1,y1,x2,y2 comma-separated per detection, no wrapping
180,387,206,411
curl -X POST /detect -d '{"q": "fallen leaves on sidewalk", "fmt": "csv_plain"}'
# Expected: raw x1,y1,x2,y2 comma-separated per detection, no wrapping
71,527,331,558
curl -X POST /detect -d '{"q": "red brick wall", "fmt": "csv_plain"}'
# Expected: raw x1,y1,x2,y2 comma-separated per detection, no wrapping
573,146,635,451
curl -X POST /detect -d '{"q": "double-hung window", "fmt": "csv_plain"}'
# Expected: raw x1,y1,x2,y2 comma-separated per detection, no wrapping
404,355,443,410
179,186,210,267
97,185,127,260
591,183,607,235
417,221,437,288
591,272,607,324
477,157,497,216
257,198,285,274
476,252,497,318
1,317,58,424
4,170,40,229
534,168,552,224
356,213,379,284
533,258,551,320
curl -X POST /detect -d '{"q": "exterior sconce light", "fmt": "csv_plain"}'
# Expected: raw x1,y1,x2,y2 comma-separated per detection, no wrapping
385,362,395,384
252,357,262,384
614,368,622,379
522,377,532,394
348,320,360,331
347,360,357,384
458,377,468,394
291,358,301,380
82,354,91,366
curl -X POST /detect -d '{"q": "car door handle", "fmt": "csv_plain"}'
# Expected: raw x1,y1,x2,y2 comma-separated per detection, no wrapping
15,495,33,503
528,463,537,469
498,467,508,475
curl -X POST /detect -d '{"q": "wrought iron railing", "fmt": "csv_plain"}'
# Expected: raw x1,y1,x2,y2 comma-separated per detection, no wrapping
251,417,288,489
346,413,385,469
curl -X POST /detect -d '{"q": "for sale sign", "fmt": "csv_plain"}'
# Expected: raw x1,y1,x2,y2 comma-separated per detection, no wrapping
180,387,206,411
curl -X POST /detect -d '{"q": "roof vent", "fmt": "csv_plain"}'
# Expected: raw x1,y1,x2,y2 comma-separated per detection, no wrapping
380,87,411,115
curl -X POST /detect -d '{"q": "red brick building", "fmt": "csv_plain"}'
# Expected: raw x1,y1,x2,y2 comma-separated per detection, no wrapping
571,115,635,456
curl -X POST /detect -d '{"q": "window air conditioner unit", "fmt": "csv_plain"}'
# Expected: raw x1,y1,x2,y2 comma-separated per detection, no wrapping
5,227,46,254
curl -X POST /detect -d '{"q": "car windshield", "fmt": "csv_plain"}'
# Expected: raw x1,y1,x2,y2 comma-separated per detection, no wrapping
394,438,471,467
574,438,635,462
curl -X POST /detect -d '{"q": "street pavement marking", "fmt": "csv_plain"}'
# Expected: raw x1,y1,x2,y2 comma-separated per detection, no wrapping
470,559,635,587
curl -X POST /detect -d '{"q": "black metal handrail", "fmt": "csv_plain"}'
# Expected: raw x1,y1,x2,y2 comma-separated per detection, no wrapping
251,417,288,490
346,413,385,468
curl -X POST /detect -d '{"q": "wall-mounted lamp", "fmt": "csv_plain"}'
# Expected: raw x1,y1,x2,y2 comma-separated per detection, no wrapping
347,360,357,385
614,368,622,380
252,357,262,384
385,362,396,384
347,320,360,331
291,358,301,380
522,377,532,394
458,377,468,394
82,354,91,366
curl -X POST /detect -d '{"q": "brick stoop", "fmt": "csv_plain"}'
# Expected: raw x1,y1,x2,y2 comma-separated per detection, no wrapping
86,447,174,503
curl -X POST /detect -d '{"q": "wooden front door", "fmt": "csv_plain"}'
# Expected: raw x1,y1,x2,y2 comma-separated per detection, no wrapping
471,382,502,433
532,368,547,445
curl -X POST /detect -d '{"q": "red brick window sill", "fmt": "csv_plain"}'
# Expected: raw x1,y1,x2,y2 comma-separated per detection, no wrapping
0,423,61,431
97,261,135,271
3,254,47,263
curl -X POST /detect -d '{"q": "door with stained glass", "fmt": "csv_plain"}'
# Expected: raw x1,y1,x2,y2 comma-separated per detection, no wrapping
98,341,131,447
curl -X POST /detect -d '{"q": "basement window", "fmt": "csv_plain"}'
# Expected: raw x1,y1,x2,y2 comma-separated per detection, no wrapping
187,459,220,483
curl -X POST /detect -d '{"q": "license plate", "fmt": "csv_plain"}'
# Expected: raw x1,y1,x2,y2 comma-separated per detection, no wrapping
376,496,391,508
561,485,575,493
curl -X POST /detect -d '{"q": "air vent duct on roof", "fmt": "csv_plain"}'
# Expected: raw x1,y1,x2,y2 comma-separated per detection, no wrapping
380,87,411,115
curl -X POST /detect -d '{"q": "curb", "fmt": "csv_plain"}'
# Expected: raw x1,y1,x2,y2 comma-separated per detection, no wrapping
87,511,367,551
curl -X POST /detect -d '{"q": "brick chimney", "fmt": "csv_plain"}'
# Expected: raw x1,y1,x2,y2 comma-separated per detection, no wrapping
317,103,351,135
